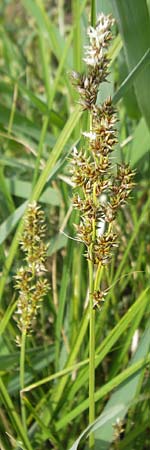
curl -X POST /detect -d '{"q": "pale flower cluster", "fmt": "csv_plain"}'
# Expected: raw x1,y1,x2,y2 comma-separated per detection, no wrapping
84,13,114,67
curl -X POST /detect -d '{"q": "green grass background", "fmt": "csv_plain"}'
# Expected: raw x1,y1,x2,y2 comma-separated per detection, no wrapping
0,1,150,449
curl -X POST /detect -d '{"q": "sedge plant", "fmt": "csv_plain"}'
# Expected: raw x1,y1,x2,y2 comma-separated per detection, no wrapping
71,13,135,448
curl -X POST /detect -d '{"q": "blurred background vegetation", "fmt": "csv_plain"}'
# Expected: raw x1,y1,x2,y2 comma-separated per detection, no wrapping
0,1,150,449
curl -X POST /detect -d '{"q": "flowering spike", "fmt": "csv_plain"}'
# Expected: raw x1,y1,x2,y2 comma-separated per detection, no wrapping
71,14,135,310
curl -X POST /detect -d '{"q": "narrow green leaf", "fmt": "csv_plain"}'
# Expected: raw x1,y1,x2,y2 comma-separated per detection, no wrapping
67,322,150,449
0,300,17,337
0,104,56,144
68,405,125,450
93,321,150,448
0,201,27,246
55,239,74,369
113,49,150,104
5,178,61,206
47,233,68,256
31,104,82,202
63,287,149,410
0,378,33,450
57,354,150,431
23,0,65,62
47,287,149,423
112,0,150,129
126,118,150,167
0,168,15,213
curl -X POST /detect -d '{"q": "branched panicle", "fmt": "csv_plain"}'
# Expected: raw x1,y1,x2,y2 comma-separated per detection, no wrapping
71,13,135,310
14,202,50,334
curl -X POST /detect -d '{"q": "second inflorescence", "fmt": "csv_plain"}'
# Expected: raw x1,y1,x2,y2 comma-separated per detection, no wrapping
71,13,135,309
14,202,49,335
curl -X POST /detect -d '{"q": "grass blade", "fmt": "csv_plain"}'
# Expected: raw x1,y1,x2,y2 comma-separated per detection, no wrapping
0,378,33,450
112,0,150,128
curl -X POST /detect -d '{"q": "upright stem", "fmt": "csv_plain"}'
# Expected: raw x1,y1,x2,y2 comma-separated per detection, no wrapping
20,330,27,432
88,111,96,448
88,258,95,448
91,0,96,27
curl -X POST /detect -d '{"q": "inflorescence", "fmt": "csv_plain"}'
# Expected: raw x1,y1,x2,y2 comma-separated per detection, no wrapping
14,202,49,334
71,13,135,309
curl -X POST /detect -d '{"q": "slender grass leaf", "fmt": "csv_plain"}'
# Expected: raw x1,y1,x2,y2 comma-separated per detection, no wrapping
0,104,56,145
55,238,74,369
61,287,149,413
0,201,27,246
0,300,17,337
126,118,150,167
0,155,35,171
45,286,149,426
57,354,150,431
47,233,68,256
93,321,150,448
0,169,15,213
68,405,125,450
31,104,82,201
5,178,61,206
23,0,66,62
0,378,33,450
112,0,150,129
113,49,150,104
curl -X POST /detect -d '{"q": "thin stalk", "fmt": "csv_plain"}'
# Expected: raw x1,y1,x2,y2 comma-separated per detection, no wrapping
7,83,18,136
72,0,81,139
20,330,27,432
88,116,96,447
94,262,103,291
91,0,96,27
88,254,102,449
58,0,65,35
88,258,95,448
72,0,81,72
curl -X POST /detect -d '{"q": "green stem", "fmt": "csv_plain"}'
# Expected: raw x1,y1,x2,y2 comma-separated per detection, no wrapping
94,263,103,291
88,111,96,448
88,256,95,448
91,0,96,27
8,83,18,136
20,330,27,432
